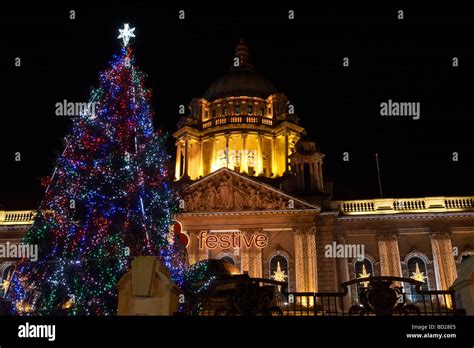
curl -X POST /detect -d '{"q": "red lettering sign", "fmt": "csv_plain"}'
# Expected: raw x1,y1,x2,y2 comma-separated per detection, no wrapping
197,232,268,250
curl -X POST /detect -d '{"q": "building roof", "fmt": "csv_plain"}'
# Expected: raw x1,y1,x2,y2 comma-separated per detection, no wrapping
203,39,277,101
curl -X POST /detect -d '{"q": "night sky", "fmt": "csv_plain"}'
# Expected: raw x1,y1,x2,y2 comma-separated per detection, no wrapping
1,4,473,210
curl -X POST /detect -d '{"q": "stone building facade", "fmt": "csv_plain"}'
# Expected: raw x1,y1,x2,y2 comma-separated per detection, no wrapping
1,41,473,306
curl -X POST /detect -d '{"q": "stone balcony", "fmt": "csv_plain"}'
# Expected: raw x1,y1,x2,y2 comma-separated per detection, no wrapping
331,196,474,215
0,210,36,226
202,115,273,129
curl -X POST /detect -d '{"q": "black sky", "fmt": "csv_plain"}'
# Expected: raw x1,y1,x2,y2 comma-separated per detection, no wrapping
1,4,473,210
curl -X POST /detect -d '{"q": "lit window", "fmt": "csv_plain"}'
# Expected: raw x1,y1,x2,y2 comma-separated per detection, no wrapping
216,149,227,168
247,150,256,168
407,256,429,303
0,263,14,297
231,150,241,168
270,254,289,292
354,258,373,296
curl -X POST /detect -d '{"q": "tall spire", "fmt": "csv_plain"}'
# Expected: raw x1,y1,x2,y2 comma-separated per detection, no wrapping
232,38,253,70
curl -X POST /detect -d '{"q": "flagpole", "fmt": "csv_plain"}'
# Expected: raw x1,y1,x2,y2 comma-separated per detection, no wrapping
375,153,383,198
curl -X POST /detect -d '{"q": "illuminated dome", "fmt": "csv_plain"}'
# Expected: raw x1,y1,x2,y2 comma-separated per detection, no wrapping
174,39,306,182
203,40,277,101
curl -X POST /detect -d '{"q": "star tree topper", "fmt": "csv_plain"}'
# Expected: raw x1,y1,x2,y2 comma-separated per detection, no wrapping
118,23,136,46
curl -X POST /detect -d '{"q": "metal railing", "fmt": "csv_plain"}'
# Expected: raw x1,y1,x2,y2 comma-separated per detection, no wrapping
186,276,463,316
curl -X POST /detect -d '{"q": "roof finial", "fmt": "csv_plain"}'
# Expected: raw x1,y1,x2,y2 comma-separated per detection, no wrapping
233,38,251,69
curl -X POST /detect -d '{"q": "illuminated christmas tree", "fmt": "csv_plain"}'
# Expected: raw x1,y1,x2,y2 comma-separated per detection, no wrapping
6,24,185,315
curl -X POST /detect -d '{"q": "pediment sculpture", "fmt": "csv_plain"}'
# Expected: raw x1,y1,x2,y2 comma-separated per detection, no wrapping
181,169,309,212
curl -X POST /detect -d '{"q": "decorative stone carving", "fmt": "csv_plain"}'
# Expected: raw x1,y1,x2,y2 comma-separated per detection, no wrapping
181,168,310,212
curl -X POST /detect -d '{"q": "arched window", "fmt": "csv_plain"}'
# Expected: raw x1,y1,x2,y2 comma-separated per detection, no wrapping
220,255,236,266
231,150,241,173
217,149,227,168
269,254,289,292
354,258,373,295
247,150,256,176
247,103,253,114
407,256,429,303
223,105,228,116
235,103,240,114
0,263,14,297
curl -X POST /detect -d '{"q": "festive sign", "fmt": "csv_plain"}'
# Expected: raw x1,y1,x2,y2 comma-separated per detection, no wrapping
197,231,268,250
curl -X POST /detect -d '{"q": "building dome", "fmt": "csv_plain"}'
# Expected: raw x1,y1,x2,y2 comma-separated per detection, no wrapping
203,40,277,101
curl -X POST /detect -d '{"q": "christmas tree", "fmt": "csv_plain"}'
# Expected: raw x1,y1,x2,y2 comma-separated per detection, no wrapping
6,24,185,315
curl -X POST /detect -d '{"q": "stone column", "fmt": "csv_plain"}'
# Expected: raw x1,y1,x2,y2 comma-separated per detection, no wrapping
271,136,275,176
294,228,317,294
294,229,306,293
308,162,315,191
175,141,182,180
198,230,208,262
225,134,230,168
187,231,197,265
312,162,318,189
318,162,324,190
184,136,189,178
257,134,263,175
198,141,203,177
430,232,458,292
210,136,215,172
242,133,248,173
336,235,352,311
249,248,263,278
284,132,289,173
305,227,318,293
240,245,250,275
237,230,262,278
316,213,338,292
249,229,264,278
377,233,402,277
187,230,206,265
298,163,304,190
